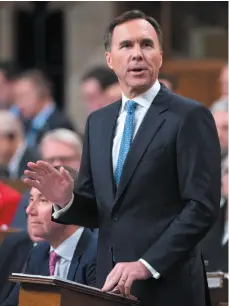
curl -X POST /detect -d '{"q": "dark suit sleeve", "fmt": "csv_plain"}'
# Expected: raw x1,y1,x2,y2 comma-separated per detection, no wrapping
141,104,221,276
52,115,99,228
85,261,97,287
0,284,20,306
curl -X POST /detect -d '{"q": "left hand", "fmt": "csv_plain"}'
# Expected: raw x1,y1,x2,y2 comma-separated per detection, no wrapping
101,261,151,296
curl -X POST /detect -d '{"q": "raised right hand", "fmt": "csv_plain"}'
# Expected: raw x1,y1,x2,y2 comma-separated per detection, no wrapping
24,161,74,208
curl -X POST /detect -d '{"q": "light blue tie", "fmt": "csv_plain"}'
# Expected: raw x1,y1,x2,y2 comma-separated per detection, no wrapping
115,100,137,185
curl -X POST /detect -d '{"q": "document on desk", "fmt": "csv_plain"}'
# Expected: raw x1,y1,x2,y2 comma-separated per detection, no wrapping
11,273,101,291
207,272,224,288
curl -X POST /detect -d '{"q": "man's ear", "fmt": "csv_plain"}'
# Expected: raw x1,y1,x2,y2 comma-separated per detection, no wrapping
105,52,113,70
159,51,163,69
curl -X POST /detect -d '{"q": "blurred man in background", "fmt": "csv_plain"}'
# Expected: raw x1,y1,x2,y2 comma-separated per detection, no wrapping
201,157,228,274
10,128,82,230
39,128,82,170
158,73,177,91
0,110,39,179
0,62,20,111
12,69,76,149
81,66,121,112
211,102,228,162
211,64,228,110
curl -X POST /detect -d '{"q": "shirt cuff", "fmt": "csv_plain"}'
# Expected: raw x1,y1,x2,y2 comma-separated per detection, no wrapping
52,193,74,219
139,259,161,279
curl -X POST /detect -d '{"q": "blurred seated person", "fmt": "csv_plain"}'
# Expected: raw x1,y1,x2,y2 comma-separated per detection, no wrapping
81,66,121,113
10,128,82,230
158,73,177,91
211,101,228,162
0,182,21,226
12,69,77,149
211,64,228,107
0,110,39,179
0,166,98,306
201,157,228,273
0,231,34,304
0,62,20,112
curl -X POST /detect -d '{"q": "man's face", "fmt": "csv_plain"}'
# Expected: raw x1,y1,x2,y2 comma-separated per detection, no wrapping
219,65,228,97
40,140,81,170
81,78,107,112
0,72,9,107
105,19,162,96
213,111,228,151
13,78,42,119
0,133,17,164
104,83,122,104
26,187,63,241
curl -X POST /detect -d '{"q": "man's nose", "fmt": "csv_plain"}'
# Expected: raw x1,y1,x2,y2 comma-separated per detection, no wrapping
26,201,37,215
132,44,143,61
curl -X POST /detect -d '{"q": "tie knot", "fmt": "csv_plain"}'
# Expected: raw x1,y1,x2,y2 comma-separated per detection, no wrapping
126,100,137,114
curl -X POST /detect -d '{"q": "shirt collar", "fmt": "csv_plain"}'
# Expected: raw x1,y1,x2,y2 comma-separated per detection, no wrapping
50,227,84,262
32,103,55,130
121,79,160,112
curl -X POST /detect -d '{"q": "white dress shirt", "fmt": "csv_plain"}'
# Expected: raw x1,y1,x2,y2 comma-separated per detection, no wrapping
50,227,84,278
53,80,161,279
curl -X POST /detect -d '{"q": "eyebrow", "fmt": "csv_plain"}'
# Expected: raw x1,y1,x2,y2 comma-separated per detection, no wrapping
119,38,155,47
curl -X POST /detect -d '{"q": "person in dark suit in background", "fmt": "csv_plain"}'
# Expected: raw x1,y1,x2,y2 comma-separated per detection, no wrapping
25,10,221,306
10,128,83,230
1,166,97,306
81,66,121,113
201,156,228,273
0,110,39,179
0,231,33,304
12,69,79,149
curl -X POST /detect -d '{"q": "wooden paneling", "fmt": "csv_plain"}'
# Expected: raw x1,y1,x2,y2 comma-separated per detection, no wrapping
161,59,226,107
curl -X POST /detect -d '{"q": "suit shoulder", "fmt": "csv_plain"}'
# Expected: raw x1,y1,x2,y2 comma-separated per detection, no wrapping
90,100,121,118
169,92,211,118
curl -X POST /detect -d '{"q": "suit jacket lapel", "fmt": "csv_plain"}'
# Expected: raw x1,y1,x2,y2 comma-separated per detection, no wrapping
38,243,50,276
98,101,121,200
114,86,170,205
67,228,91,281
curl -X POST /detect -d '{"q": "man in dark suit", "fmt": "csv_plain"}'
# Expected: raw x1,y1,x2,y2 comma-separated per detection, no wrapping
0,231,33,304
24,10,221,306
0,110,39,179
201,157,228,273
12,69,79,149
1,229,97,306
1,166,97,306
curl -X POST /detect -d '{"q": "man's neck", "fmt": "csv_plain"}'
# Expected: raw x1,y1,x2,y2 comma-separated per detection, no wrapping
49,226,80,249
122,81,156,99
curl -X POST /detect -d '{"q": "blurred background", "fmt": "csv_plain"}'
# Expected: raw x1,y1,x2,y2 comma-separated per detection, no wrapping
0,3,228,306
0,1,228,133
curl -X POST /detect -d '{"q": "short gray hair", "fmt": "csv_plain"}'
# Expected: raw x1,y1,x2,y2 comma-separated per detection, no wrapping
210,99,228,113
39,128,82,156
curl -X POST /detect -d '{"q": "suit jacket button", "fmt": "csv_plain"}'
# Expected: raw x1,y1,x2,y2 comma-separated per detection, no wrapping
112,215,119,221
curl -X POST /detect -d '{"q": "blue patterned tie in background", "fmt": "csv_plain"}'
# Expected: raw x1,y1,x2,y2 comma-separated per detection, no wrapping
115,100,137,185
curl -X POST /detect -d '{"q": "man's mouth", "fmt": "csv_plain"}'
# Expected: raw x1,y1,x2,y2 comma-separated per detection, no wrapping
129,68,147,73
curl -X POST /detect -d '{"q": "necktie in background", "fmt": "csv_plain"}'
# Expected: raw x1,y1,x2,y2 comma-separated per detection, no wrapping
115,100,137,185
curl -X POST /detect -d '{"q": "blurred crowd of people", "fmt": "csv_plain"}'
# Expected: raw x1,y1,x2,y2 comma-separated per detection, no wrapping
0,60,227,305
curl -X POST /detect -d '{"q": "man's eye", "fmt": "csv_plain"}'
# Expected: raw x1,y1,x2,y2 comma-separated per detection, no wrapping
121,43,131,48
143,42,152,47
